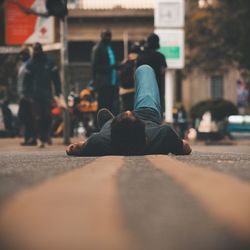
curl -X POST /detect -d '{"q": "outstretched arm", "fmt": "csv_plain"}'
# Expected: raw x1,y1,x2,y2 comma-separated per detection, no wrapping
66,141,87,156
50,65,62,96
182,139,192,155
163,126,192,155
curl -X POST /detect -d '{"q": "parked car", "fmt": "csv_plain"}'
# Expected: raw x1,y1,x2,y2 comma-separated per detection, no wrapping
227,115,250,139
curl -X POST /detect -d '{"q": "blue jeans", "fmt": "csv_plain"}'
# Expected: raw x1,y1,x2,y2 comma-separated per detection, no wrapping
134,65,162,118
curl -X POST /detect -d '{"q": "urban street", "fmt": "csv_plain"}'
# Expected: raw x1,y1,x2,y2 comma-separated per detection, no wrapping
0,138,249,249
1,0,250,249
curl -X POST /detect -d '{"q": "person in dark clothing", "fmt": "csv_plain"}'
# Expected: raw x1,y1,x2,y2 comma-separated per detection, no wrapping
17,46,37,145
23,42,62,147
136,33,167,116
66,65,191,156
91,29,119,115
118,42,141,111
1,100,13,133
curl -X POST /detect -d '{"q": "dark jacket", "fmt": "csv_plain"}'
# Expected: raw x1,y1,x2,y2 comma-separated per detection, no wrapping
119,59,136,89
77,108,184,156
136,48,167,113
136,48,167,89
91,42,115,90
23,55,62,101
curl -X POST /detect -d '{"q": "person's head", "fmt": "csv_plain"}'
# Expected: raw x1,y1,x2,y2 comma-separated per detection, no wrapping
101,29,112,45
32,42,44,59
19,46,30,62
129,42,141,54
146,33,160,50
111,111,146,155
127,42,141,60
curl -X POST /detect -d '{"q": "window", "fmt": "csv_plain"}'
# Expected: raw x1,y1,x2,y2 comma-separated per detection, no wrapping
211,75,223,98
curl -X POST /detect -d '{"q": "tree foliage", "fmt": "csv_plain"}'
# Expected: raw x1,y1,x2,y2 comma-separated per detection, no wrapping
186,0,250,77
190,98,238,121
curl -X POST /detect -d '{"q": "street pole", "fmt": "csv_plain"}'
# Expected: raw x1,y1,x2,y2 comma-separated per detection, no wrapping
155,0,185,123
60,17,71,145
123,31,128,59
165,70,174,123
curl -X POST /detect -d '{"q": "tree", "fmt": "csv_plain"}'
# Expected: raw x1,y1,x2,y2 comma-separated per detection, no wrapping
190,98,238,121
186,0,250,78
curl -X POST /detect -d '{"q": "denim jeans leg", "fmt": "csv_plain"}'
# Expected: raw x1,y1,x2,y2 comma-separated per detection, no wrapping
134,65,162,117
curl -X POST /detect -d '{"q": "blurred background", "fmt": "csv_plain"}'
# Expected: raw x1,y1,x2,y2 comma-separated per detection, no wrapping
0,0,249,143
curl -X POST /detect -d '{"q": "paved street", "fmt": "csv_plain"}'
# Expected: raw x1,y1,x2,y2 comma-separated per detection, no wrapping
0,138,249,250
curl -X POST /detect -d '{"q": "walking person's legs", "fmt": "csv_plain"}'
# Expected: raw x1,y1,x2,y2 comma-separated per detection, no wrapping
18,98,36,145
111,85,120,115
134,65,161,118
97,86,112,111
39,101,52,146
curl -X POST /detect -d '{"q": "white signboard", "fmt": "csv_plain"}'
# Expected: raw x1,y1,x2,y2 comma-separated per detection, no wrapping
155,29,185,69
154,0,184,28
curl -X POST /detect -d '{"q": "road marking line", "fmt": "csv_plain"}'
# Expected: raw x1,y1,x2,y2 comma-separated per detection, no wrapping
147,155,250,241
0,156,136,250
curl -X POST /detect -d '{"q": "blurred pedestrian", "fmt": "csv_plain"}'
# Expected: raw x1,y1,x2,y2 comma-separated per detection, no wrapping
91,29,119,115
236,79,249,114
136,33,167,117
118,42,141,111
23,42,62,147
1,100,13,135
17,46,37,145
176,104,188,139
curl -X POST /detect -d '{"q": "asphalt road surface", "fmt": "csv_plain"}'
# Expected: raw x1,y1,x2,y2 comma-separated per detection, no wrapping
0,138,249,250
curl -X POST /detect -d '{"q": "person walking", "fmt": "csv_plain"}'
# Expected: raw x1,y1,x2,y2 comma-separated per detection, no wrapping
23,42,62,147
66,65,191,156
173,104,188,139
91,29,119,115
136,33,167,117
17,46,37,145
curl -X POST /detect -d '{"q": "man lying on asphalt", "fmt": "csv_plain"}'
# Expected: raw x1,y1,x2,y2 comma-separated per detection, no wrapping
66,65,192,156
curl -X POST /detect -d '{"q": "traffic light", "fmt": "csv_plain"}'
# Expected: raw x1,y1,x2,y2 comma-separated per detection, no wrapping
46,0,68,20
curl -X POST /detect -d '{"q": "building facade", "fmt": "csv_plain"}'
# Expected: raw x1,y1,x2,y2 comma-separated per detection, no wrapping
67,1,241,113
66,4,153,92
0,0,243,114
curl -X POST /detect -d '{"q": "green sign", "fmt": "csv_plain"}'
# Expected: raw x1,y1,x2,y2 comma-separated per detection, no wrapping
159,46,180,59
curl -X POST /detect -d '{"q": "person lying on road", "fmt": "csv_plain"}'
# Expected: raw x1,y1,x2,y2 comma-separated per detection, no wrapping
66,65,192,156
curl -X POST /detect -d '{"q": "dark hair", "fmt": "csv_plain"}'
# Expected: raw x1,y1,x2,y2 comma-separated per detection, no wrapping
147,33,160,50
19,46,30,55
19,46,30,61
33,42,43,51
129,42,142,54
111,112,146,155
101,29,112,41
